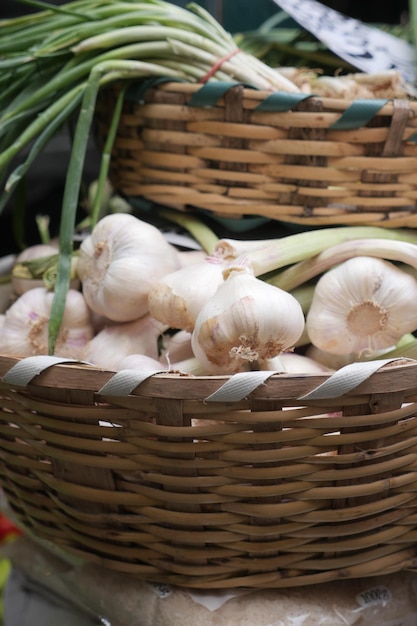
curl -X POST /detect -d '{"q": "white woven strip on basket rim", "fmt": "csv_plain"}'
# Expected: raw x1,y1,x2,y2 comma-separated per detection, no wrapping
0,356,166,396
298,358,415,400
0,356,414,402
204,358,415,403
1,355,88,387
204,370,281,403
97,366,169,397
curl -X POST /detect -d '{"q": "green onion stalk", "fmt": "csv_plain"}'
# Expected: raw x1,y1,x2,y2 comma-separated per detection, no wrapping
0,0,305,353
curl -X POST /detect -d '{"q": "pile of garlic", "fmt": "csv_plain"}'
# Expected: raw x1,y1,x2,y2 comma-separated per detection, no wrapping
2,212,417,378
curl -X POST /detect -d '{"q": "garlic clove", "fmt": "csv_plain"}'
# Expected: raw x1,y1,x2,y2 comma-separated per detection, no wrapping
191,264,306,374
306,256,417,356
77,213,181,322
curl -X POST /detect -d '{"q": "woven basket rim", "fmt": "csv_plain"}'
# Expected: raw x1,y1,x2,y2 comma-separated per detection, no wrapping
96,79,417,227
125,80,417,113
0,354,416,402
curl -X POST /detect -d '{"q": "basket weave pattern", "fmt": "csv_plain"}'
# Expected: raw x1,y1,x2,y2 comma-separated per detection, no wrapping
95,82,417,227
1,356,417,588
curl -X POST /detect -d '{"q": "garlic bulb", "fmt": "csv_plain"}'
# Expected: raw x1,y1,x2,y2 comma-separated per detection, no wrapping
306,256,417,356
259,352,333,374
0,287,94,358
148,255,227,332
191,264,305,374
77,213,181,322
177,249,207,267
305,344,359,370
117,353,165,372
81,314,167,370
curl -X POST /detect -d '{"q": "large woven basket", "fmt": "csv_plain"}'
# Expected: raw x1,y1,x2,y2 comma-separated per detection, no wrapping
2,354,417,588
95,81,417,228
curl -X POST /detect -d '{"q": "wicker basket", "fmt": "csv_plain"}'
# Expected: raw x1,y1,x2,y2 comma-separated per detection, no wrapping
2,354,417,588
95,81,417,228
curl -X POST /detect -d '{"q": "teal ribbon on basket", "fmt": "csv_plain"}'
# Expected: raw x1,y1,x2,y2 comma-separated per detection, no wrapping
127,78,401,132
329,98,389,130
186,81,391,132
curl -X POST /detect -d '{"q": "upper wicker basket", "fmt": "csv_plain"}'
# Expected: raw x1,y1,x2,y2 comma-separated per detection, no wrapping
95,80,417,228
2,354,417,588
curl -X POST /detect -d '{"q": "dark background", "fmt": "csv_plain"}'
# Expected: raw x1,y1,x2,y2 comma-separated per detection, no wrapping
0,0,411,253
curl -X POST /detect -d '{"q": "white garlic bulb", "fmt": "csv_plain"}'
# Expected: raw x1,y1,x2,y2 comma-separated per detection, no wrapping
77,213,181,322
148,255,227,332
306,256,417,356
191,264,305,374
117,353,164,372
259,352,333,373
81,314,167,370
0,287,94,358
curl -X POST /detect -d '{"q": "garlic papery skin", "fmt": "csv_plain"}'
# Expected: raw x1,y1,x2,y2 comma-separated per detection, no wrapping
77,213,181,323
306,256,417,356
81,314,167,370
0,287,94,358
148,255,227,332
191,264,306,374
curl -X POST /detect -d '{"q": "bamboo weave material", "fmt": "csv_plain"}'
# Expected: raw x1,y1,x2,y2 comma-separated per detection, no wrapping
95,82,417,227
2,355,417,588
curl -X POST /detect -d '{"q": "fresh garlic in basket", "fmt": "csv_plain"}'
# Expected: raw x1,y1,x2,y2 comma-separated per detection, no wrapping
306,256,417,357
0,287,94,358
191,262,305,374
77,213,181,323
148,255,227,332
81,314,167,370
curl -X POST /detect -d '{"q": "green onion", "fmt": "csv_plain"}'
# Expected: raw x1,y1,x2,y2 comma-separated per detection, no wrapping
0,0,305,353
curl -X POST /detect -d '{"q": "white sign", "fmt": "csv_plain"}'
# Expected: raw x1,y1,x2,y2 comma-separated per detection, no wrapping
272,0,416,83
